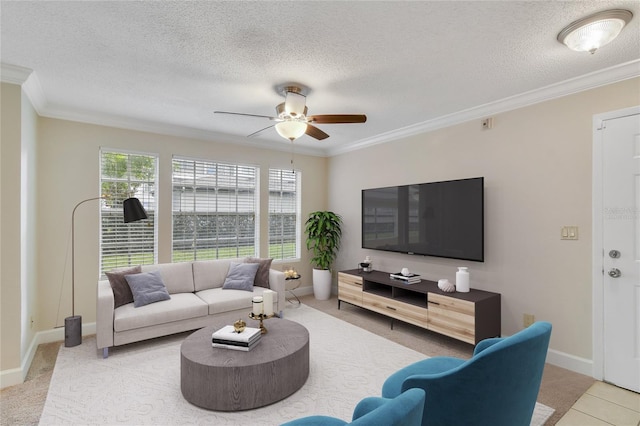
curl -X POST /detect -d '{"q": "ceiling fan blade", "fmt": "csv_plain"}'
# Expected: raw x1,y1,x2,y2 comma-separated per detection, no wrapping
307,114,367,124
305,124,330,140
247,124,276,138
214,111,278,121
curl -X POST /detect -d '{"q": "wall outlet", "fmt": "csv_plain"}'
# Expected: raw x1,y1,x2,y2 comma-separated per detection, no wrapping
523,313,535,328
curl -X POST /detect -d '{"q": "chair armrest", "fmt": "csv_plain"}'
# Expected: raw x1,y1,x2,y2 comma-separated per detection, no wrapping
96,280,114,349
473,337,504,356
269,269,286,316
352,396,388,420
281,415,347,426
382,356,465,398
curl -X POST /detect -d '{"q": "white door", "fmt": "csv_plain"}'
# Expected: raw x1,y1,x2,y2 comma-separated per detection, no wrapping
595,107,640,393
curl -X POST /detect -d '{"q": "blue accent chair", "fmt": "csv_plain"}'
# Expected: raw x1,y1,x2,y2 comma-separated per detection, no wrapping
281,388,426,426
382,322,552,426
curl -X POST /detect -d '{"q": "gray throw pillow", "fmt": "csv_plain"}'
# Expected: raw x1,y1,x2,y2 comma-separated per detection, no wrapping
244,257,273,288
106,265,141,309
124,270,171,308
222,262,260,292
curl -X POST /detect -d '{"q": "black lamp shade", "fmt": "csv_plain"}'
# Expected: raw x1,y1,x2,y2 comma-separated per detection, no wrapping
123,197,148,223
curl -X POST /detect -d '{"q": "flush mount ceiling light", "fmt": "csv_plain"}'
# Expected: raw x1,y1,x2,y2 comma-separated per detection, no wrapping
558,9,633,54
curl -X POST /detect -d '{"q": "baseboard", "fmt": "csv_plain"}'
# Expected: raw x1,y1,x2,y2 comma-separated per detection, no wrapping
546,348,593,377
0,321,97,389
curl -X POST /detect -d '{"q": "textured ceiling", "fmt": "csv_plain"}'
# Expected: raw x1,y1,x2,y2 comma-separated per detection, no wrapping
2,1,639,156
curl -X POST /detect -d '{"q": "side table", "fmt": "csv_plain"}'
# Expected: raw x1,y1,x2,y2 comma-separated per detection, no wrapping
285,275,302,306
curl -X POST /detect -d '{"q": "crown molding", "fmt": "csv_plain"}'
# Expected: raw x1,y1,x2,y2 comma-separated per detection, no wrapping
1,63,48,112
327,59,640,156
6,60,638,158
39,105,326,157
1,63,32,84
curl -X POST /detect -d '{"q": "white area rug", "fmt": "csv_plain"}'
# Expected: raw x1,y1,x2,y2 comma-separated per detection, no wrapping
40,305,554,425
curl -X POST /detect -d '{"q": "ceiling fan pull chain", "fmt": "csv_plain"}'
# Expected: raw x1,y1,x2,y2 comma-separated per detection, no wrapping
290,140,295,171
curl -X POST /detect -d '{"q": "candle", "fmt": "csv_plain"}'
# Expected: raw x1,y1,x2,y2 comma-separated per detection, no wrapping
262,290,274,316
252,296,263,316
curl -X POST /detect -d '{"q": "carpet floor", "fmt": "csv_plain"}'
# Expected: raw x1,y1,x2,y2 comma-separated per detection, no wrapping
1,294,594,425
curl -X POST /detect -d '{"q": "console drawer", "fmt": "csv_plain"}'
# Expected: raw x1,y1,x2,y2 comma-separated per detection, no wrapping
427,293,475,344
338,272,363,307
363,292,428,328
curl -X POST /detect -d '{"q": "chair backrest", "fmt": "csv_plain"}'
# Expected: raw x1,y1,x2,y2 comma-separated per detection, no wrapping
404,321,552,426
351,388,426,426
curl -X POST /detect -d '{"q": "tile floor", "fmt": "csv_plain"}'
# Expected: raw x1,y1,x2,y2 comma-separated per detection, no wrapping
556,381,640,426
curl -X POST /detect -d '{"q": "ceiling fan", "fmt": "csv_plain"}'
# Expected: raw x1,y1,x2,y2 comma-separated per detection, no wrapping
214,84,367,141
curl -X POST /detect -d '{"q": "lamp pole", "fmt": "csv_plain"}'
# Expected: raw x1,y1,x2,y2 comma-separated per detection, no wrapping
66,196,104,347
65,196,148,348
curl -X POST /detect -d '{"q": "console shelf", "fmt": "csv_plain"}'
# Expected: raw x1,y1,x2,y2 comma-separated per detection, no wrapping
338,269,501,345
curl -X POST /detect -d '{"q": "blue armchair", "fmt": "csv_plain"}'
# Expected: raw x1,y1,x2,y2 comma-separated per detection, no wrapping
382,321,552,426
281,388,426,426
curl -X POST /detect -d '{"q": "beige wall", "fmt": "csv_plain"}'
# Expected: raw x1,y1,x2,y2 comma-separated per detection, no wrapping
36,118,327,329
1,83,23,372
0,82,38,378
328,77,640,361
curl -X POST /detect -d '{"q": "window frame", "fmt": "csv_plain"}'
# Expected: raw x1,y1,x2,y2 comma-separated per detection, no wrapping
268,168,301,261
171,156,260,262
99,148,158,276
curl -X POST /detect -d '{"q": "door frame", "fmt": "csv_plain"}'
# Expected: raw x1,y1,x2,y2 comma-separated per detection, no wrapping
592,105,640,381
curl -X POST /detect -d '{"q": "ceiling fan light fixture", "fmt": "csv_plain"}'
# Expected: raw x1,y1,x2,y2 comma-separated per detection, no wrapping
558,9,632,54
275,121,307,141
284,91,306,117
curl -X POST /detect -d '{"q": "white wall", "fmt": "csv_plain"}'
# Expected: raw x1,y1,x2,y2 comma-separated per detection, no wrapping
21,87,38,360
328,77,640,363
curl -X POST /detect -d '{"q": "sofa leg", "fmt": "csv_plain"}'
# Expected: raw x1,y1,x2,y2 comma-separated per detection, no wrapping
102,347,109,359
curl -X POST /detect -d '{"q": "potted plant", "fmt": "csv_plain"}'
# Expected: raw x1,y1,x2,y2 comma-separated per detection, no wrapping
304,211,343,300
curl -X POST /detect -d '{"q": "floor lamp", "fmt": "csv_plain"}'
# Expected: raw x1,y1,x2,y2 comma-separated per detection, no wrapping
65,197,148,347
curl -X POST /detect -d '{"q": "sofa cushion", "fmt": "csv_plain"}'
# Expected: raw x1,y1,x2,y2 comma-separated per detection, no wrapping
244,257,273,288
222,262,259,292
114,293,208,332
192,259,236,292
196,287,273,315
125,270,171,308
105,265,141,309
141,262,194,294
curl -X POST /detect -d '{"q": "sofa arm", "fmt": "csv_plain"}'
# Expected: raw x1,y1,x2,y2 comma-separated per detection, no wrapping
268,269,286,317
96,280,115,350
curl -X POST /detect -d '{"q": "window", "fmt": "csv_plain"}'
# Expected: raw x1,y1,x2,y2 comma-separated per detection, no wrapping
172,157,258,261
100,150,157,274
268,168,300,260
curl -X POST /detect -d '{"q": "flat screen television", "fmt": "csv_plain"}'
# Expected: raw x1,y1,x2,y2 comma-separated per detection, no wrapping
362,177,484,262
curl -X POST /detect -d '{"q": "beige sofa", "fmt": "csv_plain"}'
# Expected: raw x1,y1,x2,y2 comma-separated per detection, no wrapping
97,258,285,357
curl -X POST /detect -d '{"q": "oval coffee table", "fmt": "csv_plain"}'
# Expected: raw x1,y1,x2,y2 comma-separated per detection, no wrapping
180,312,309,411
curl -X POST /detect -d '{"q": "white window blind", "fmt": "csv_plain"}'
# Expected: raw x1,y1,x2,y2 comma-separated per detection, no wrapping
172,157,258,261
268,169,300,260
100,150,157,274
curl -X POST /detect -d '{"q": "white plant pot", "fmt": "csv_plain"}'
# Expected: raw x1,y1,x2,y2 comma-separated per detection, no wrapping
312,268,332,300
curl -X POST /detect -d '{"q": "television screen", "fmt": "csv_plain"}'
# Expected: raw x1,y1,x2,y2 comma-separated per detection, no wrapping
362,177,484,262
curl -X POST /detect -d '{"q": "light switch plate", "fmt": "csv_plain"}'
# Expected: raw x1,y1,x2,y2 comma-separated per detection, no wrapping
561,226,578,240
